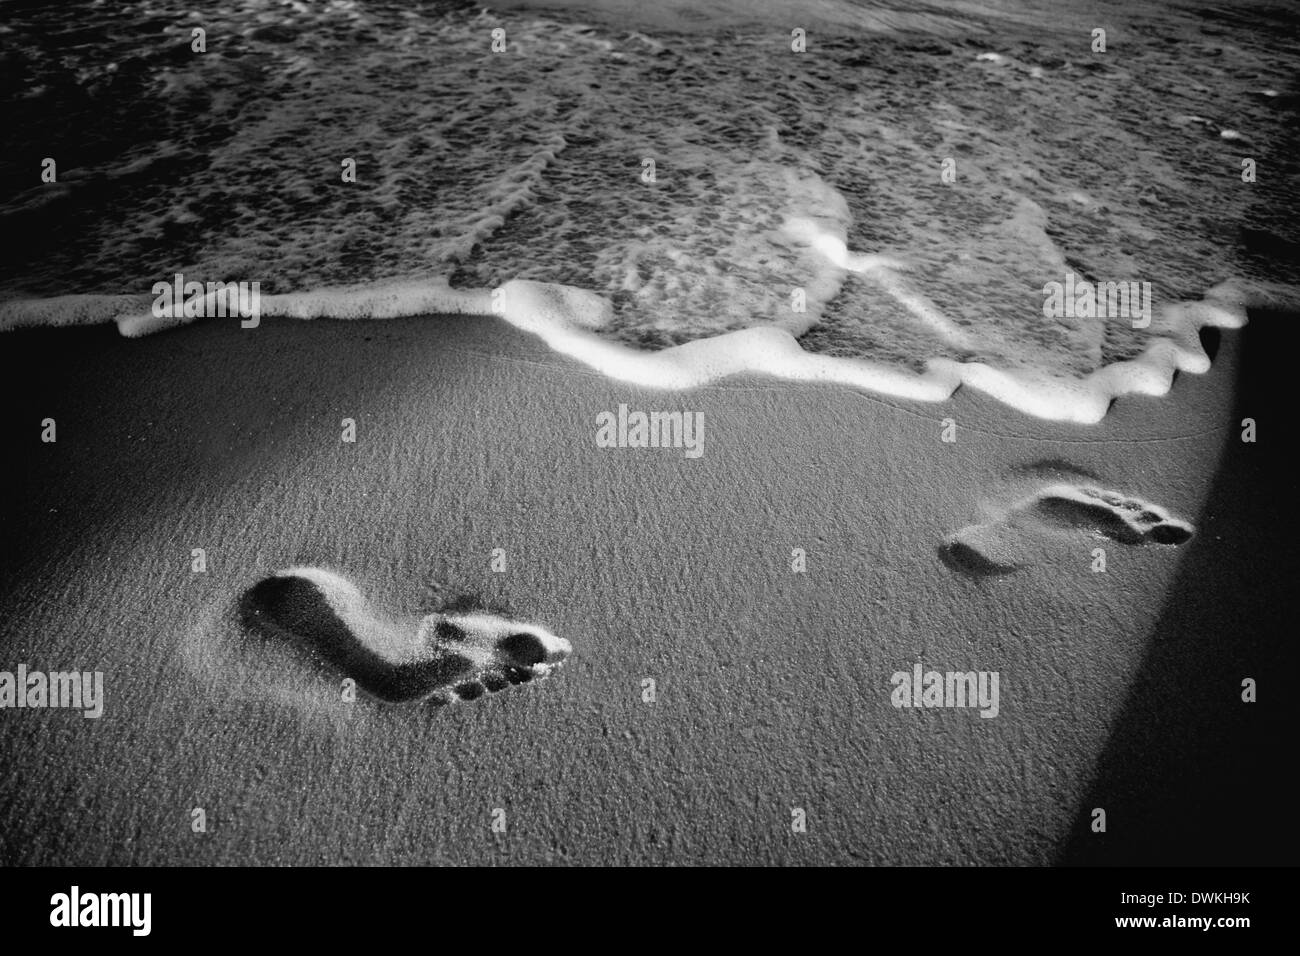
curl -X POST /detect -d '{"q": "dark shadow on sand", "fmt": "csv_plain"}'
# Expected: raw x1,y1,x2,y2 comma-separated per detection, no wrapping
0,319,406,596
1057,314,1296,866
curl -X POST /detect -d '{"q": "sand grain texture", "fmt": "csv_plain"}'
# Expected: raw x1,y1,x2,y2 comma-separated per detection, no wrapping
0,313,1289,865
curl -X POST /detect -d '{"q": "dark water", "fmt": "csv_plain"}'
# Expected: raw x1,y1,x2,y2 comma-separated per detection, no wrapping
1,0,1296,408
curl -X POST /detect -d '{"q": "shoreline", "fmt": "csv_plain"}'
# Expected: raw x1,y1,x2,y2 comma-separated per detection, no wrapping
0,271,1271,425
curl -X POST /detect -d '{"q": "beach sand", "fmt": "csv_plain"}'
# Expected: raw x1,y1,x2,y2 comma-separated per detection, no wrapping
0,310,1289,866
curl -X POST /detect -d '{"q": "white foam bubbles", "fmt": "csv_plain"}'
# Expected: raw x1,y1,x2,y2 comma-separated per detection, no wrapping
492,274,1262,423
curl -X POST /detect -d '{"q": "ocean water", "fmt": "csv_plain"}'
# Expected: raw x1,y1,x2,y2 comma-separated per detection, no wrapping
1,0,1297,419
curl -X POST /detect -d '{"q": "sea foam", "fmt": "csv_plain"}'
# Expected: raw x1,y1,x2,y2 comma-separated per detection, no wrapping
2,261,1278,423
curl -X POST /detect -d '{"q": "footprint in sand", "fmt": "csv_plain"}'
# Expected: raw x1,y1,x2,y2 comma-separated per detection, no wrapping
941,478,1194,576
238,566,571,705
